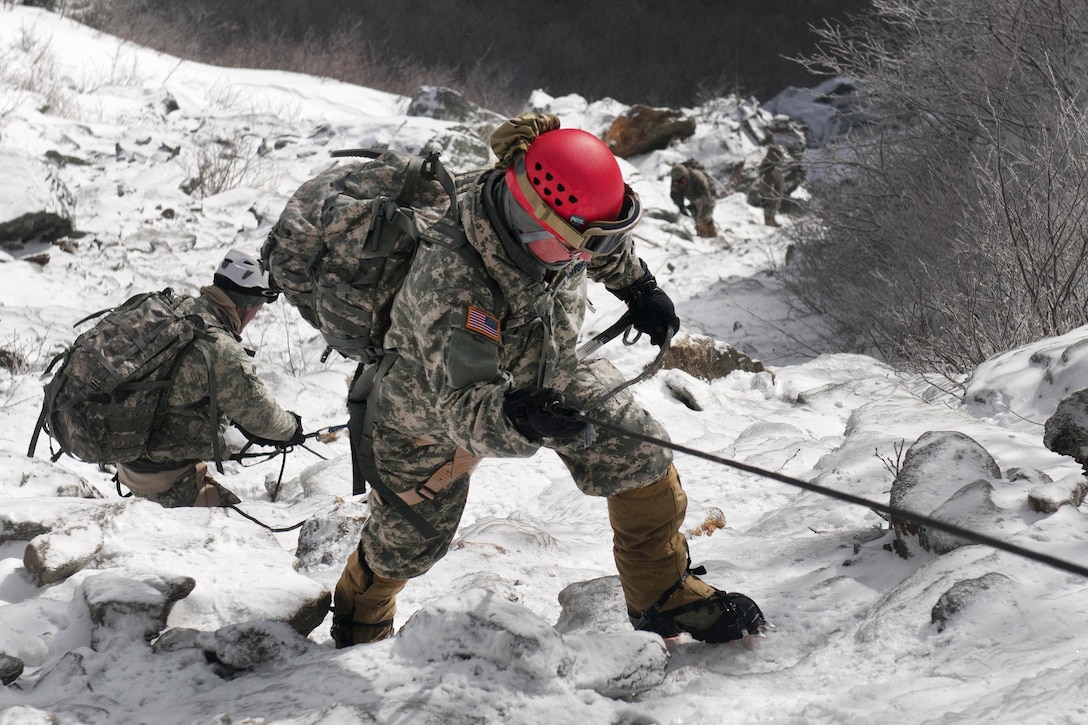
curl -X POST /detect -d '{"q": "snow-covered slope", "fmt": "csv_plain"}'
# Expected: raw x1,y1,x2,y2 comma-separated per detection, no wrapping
2,7,1087,724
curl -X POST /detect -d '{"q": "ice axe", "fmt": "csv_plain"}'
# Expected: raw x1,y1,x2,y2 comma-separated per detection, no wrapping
576,311,637,360
575,312,674,412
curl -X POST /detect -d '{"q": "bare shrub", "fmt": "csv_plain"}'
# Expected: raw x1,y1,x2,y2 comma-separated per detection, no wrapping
1,23,77,117
180,123,275,198
875,439,906,479
0,331,50,375
687,508,727,537
786,0,1088,377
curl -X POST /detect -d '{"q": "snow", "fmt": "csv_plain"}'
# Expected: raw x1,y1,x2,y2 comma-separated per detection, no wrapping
3,6,1088,724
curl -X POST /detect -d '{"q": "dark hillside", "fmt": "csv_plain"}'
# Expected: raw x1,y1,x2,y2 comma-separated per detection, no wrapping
80,0,870,110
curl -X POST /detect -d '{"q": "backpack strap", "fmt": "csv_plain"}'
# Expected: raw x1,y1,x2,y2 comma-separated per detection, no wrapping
27,350,68,459
193,339,224,474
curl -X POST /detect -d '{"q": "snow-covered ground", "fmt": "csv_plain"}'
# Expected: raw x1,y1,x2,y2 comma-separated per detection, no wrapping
2,7,1087,724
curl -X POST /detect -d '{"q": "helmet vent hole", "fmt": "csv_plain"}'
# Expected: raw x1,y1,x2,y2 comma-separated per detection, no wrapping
554,199,564,207
556,183,565,192
568,195,578,204
545,172,554,181
534,162,543,171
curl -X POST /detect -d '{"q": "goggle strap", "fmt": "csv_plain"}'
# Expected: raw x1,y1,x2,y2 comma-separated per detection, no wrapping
512,166,587,249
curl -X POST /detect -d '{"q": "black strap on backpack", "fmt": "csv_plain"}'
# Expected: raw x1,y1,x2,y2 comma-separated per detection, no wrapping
27,350,68,461
346,351,442,539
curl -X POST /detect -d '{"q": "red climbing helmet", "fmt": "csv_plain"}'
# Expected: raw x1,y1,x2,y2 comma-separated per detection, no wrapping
505,128,642,264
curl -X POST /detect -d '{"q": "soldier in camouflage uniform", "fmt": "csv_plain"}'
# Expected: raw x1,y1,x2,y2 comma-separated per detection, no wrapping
669,159,719,237
332,114,766,647
757,144,787,226
115,250,305,508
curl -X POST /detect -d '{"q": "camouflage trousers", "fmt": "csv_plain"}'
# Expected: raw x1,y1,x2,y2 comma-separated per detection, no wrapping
689,196,717,236
117,462,241,508
360,358,673,579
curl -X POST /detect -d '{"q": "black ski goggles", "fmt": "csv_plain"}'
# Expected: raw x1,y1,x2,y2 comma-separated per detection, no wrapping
511,160,643,256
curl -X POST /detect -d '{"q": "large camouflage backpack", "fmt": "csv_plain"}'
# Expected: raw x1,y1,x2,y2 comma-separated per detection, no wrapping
28,288,219,467
261,148,475,364
263,147,497,531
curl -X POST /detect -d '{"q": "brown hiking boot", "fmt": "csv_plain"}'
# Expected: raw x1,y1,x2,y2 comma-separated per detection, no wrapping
629,567,767,643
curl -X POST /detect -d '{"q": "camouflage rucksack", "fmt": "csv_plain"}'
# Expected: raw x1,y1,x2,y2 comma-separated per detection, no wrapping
28,288,219,467
262,148,477,364
263,148,500,531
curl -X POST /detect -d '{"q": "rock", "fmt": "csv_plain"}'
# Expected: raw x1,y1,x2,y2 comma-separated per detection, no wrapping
0,147,76,247
554,576,628,637
0,453,104,500
23,522,105,586
393,587,576,686
888,431,1001,558
32,650,89,696
663,333,766,382
407,85,504,128
285,589,332,637
419,125,492,173
920,479,1000,555
603,105,696,158
1027,477,1088,514
407,86,503,170
762,77,865,148
566,631,668,698
1042,388,1088,469
553,578,670,696
81,572,196,648
0,653,24,686
931,572,1014,633
0,499,118,546
293,502,367,576
0,706,57,724
196,621,316,674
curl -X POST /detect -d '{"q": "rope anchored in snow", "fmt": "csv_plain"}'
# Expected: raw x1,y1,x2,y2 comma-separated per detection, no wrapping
555,403,1088,580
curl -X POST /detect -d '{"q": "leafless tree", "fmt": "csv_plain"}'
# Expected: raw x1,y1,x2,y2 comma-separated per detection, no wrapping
786,0,1088,379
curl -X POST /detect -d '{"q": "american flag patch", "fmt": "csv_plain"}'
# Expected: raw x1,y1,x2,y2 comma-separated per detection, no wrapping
465,306,500,342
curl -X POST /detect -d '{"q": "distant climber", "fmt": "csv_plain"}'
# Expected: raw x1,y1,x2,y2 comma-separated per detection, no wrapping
757,145,787,227
669,159,719,237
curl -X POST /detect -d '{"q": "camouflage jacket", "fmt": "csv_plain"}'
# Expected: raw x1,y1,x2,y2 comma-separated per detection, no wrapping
670,163,717,209
377,169,646,464
137,286,297,468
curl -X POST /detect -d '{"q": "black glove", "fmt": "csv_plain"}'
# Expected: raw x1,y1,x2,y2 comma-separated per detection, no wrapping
503,387,588,443
285,412,306,446
670,189,690,216
608,260,680,346
236,412,306,449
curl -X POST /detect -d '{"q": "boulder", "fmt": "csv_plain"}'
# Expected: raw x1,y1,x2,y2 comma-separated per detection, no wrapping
930,572,1015,633
603,105,695,158
81,572,196,649
663,333,765,382
0,653,24,686
888,430,1002,558
0,147,76,249
196,621,316,674
407,85,504,128
23,522,105,587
